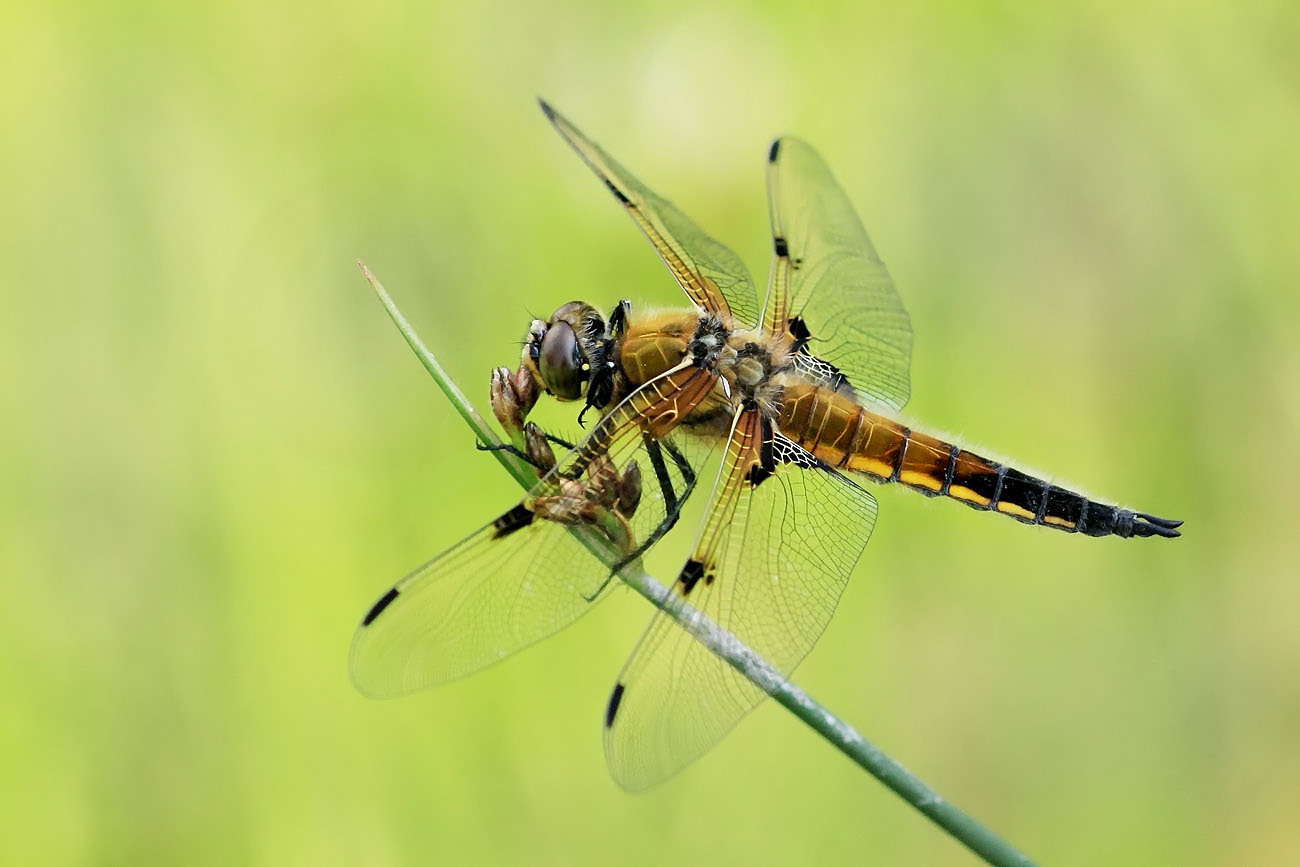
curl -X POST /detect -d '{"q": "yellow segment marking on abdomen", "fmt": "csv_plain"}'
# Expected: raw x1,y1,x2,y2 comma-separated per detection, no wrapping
996,501,1036,520
948,485,992,507
846,455,894,479
899,470,943,492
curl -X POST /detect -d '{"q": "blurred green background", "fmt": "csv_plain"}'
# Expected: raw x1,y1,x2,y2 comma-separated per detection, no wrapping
2,0,1297,864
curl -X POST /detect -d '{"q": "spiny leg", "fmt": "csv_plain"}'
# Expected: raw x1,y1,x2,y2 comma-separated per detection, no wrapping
543,432,577,450
644,436,681,519
477,423,571,480
475,442,547,475
601,434,700,584
662,438,696,490
608,299,631,337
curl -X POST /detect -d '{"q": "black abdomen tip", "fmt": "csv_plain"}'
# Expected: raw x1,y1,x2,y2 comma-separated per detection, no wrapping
1113,510,1183,538
1131,512,1183,538
1078,503,1183,539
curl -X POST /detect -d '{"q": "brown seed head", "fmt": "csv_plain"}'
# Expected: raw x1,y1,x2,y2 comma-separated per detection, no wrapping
617,460,642,517
490,367,522,436
522,423,557,473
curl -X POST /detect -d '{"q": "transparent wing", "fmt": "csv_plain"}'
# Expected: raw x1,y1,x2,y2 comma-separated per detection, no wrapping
351,366,721,698
603,408,879,790
764,137,913,411
540,99,761,327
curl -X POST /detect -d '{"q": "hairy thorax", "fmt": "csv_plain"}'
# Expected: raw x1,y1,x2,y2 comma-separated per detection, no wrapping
617,311,796,430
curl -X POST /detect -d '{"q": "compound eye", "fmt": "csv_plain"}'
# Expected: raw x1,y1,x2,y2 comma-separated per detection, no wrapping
537,322,584,400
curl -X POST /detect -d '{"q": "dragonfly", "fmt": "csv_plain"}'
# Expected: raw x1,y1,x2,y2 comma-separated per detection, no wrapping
351,99,1181,792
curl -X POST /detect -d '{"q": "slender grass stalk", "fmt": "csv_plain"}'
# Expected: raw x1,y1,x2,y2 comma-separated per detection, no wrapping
359,261,1037,867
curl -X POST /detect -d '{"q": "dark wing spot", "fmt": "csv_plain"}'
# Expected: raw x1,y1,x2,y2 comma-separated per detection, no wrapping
768,139,781,163
603,178,632,206
787,316,812,351
492,503,534,538
605,682,626,728
362,587,400,626
827,366,849,392
773,236,789,258
679,558,706,596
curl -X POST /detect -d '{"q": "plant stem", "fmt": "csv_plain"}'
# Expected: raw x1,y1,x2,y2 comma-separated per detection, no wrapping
359,261,1037,867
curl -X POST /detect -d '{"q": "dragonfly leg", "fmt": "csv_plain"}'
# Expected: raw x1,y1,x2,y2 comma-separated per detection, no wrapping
643,437,680,517
582,571,617,602
608,299,631,337
662,438,696,488
544,432,577,450
604,434,700,582
579,301,630,426
477,423,563,479
582,434,697,602
476,441,545,472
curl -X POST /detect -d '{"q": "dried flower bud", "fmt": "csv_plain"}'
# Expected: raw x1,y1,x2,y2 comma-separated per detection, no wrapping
617,460,642,518
522,423,557,474
490,367,522,437
585,455,619,508
511,366,539,419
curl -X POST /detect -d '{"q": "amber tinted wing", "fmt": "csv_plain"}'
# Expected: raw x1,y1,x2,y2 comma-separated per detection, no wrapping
764,137,913,411
539,100,760,327
351,366,720,698
603,407,878,790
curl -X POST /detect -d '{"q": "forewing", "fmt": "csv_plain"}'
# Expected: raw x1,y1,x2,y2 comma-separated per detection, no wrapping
351,366,720,698
540,100,761,327
603,409,879,790
764,137,913,411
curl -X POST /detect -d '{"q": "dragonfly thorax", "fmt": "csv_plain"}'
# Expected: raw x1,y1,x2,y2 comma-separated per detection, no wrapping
713,328,793,416
615,309,793,420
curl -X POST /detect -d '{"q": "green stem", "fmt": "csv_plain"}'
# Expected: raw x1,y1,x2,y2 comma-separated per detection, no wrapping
360,262,1037,867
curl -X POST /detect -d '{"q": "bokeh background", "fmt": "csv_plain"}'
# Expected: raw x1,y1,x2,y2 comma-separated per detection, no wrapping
3,0,1297,864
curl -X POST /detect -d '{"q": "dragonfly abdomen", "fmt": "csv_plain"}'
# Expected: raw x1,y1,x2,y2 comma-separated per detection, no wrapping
911,441,1181,538
776,384,1180,538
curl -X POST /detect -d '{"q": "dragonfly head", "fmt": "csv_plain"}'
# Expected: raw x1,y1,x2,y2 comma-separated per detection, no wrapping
522,301,609,402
